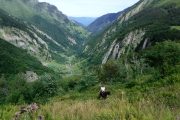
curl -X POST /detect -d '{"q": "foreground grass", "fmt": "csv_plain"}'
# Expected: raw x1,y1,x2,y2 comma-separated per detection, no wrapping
0,94,177,120
41,99,175,120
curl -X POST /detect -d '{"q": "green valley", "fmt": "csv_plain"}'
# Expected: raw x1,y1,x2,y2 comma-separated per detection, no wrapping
0,0,180,120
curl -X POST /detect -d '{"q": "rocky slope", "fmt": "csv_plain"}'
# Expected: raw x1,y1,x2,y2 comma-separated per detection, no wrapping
0,10,54,62
84,0,180,64
0,0,90,58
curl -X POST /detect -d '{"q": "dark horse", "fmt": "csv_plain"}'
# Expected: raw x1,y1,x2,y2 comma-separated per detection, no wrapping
98,91,111,99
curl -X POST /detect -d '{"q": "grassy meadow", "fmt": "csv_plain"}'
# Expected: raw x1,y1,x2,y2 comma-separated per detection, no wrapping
0,89,178,120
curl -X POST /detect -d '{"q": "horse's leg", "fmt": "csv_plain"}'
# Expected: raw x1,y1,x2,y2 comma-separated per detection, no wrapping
101,92,105,99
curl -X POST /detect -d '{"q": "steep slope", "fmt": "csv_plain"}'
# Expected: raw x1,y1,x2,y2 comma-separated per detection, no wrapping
0,38,48,74
87,11,123,33
0,0,89,55
0,10,52,62
85,0,180,64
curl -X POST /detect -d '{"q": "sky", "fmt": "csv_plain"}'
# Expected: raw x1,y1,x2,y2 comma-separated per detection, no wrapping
38,0,139,17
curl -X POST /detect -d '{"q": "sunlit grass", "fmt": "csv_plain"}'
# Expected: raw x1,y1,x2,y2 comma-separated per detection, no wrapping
171,26,180,30
0,97,176,120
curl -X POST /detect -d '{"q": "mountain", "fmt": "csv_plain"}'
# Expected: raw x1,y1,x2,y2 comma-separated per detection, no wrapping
0,0,90,60
84,0,180,64
0,0,180,118
0,0,92,78
0,38,48,74
69,17,97,26
0,9,52,62
0,0,90,104
87,11,123,33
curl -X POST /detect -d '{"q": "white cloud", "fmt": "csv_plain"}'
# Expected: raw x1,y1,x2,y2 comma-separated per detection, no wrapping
38,0,139,17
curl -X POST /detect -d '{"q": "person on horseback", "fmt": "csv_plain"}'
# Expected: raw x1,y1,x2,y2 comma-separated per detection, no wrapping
98,85,110,99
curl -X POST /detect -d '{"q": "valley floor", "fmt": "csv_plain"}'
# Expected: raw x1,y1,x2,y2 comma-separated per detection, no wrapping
47,55,83,77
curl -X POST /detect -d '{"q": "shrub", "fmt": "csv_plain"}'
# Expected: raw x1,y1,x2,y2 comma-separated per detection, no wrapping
143,41,180,77
97,60,119,83
32,74,58,102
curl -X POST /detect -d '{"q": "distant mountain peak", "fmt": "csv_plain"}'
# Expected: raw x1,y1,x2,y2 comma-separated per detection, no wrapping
37,2,59,12
69,17,97,26
87,11,123,33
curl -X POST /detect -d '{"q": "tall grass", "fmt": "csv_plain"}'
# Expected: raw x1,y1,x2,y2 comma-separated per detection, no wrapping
0,96,176,120
40,98,174,120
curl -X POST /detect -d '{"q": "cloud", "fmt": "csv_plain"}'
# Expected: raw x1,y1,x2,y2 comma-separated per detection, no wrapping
38,0,139,17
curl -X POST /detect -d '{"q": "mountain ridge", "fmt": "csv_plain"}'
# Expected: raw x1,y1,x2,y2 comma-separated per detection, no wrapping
0,0,90,57
69,17,97,26
87,11,123,33
84,0,180,64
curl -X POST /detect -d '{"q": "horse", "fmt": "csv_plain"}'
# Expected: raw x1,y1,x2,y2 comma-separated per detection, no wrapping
98,91,111,99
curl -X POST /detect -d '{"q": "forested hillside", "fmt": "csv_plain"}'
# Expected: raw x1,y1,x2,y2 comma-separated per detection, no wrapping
0,38,48,74
87,11,123,33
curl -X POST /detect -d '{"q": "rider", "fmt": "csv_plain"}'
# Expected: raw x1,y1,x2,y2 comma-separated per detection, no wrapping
98,84,106,99
100,86,105,92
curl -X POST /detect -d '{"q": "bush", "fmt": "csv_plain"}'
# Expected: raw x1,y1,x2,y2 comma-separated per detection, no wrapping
32,74,58,102
143,41,180,77
97,60,119,83
0,73,59,104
